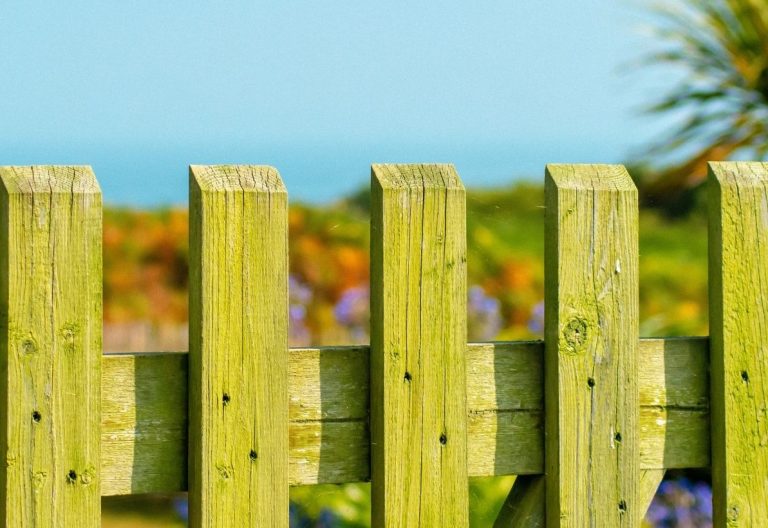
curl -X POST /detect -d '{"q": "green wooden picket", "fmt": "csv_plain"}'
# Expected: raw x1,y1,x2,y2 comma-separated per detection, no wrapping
370,164,469,527
543,164,639,526
709,161,768,525
0,166,102,526
188,165,289,527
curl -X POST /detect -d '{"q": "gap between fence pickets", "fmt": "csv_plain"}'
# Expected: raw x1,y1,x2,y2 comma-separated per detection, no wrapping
492,470,666,526
99,337,709,497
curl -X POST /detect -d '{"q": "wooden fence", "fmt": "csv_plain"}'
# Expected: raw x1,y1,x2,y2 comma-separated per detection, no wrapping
0,162,765,527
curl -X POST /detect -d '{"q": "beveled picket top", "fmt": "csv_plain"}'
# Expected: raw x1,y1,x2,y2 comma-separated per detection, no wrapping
189,164,285,193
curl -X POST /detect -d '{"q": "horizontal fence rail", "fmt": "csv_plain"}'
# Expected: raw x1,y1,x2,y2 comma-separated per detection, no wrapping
1,162,767,527
99,338,709,496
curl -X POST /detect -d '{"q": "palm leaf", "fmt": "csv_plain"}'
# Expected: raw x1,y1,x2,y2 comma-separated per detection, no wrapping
639,0,768,200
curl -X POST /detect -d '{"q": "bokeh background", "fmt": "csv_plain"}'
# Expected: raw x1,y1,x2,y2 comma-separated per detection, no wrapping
4,0,767,525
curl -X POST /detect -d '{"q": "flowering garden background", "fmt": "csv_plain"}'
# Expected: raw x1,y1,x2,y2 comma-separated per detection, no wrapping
103,183,709,344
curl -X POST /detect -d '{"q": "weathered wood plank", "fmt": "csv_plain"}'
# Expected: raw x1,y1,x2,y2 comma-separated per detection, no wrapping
287,346,369,486
543,164,639,526
638,470,665,522
467,341,543,479
637,337,710,472
709,161,768,525
189,166,289,527
493,475,544,528
99,338,708,496
638,408,709,470
101,352,188,495
0,166,102,525
493,469,664,527
370,164,469,527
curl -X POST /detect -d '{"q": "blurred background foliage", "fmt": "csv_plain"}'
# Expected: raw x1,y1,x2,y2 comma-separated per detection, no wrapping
635,0,768,216
102,182,709,347
103,0,768,524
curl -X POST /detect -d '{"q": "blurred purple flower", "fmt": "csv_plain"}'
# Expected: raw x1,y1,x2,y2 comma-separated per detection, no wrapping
527,301,544,336
646,477,712,527
334,286,369,342
317,509,338,527
290,274,313,346
333,284,507,343
468,286,502,341
289,502,316,528
173,495,188,522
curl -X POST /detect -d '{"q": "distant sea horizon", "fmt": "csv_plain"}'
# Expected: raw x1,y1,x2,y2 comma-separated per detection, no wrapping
1,137,643,207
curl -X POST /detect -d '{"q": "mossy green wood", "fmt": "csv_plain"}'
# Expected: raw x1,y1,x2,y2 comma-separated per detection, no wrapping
544,165,639,526
637,470,666,517
370,164,468,527
709,161,768,525
101,352,188,494
493,475,545,528
493,470,665,527
0,166,102,525
99,338,708,496
189,165,289,527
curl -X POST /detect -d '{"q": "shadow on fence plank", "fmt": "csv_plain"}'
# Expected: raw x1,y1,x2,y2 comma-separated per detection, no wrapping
131,353,188,494
291,347,370,486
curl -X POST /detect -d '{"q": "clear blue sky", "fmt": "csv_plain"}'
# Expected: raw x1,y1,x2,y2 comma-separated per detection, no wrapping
0,1,671,205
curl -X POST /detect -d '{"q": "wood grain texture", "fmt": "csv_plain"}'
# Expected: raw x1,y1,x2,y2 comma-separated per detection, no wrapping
288,346,369,486
189,165,288,527
467,341,544,477
0,166,102,526
493,475,544,528
97,339,707,495
638,470,665,521
98,339,708,496
637,337,710,471
544,164,639,526
709,161,768,525
493,470,664,527
101,352,188,495
370,164,468,527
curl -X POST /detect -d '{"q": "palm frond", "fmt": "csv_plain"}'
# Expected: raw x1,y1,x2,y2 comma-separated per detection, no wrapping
639,0,768,198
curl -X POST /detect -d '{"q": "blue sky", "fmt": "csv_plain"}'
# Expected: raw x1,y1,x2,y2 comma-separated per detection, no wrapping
0,1,673,205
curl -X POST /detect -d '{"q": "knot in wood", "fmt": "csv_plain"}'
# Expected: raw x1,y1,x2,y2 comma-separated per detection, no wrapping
21,336,37,355
80,467,95,485
217,464,233,480
32,472,47,489
60,323,78,343
563,317,588,352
